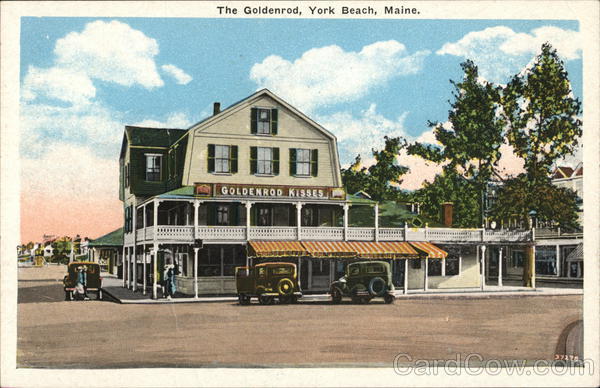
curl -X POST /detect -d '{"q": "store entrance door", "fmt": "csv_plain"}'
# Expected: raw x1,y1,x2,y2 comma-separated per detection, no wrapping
309,259,331,291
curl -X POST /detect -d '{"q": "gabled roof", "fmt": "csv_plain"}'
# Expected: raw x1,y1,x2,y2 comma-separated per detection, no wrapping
120,126,188,159
188,88,337,141
552,166,574,179
88,227,123,247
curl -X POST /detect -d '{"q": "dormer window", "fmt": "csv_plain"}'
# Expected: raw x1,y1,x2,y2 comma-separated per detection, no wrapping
145,154,162,182
251,107,278,135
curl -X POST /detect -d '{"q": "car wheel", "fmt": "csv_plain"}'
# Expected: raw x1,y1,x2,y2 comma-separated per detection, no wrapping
331,287,342,304
368,277,386,296
238,294,250,305
384,293,395,304
277,278,294,296
258,295,274,305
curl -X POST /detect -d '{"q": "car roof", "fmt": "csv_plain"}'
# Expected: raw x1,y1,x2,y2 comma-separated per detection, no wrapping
255,262,296,267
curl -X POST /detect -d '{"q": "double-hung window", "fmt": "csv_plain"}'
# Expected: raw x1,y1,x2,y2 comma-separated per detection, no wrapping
251,108,278,135
250,147,279,175
289,148,318,177
145,154,162,182
216,205,230,225
207,144,238,174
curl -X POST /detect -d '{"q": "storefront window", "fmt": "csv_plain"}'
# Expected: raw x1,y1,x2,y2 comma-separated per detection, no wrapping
445,254,460,276
535,247,557,276
411,259,421,269
428,259,442,276
223,246,246,276
199,246,221,276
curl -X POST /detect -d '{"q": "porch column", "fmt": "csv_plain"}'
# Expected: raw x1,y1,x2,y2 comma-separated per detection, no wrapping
143,246,147,295
343,204,349,241
193,247,200,299
404,259,408,294
132,208,137,292
556,244,561,277
531,245,536,289
152,243,158,299
480,245,487,291
127,247,132,289
296,202,303,240
374,203,379,242
498,247,503,287
423,258,428,291
404,222,408,241
143,204,147,241
193,200,200,239
245,202,253,240
122,247,126,287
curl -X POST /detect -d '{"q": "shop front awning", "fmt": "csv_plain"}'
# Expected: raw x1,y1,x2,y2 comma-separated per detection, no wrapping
408,241,448,259
347,241,420,259
566,243,583,262
301,241,357,258
248,241,307,258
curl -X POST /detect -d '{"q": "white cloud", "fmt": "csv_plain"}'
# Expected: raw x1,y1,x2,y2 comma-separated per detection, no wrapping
437,26,581,83
317,104,408,166
22,66,96,104
20,101,124,158
54,20,164,89
133,112,192,129
250,41,430,113
161,64,192,85
21,143,119,200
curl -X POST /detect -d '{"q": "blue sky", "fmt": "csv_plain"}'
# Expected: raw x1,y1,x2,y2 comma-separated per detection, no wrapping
20,17,582,190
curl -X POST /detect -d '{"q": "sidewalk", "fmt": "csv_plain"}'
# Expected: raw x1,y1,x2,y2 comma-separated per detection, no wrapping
101,274,582,304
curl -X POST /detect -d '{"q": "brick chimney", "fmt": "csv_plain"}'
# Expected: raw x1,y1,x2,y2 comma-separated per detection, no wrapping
441,202,453,227
213,102,221,115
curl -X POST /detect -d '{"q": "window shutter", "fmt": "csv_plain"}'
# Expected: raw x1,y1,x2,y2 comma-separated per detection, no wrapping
230,145,238,173
207,144,215,173
250,146,257,174
124,207,129,233
231,204,240,226
271,108,278,135
289,148,297,176
207,204,217,226
273,147,280,175
311,149,319,177
250,108,258,134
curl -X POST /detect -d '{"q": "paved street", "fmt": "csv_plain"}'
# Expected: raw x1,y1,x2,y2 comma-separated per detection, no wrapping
18,265,583,368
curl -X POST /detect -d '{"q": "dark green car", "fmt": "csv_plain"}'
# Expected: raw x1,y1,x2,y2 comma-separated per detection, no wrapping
235,262,302,305
63,262,103,301
329,261,395,304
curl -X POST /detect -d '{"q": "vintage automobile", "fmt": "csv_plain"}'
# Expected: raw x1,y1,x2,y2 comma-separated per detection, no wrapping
235,262,302,305
329,261,395,304
63,262,103,301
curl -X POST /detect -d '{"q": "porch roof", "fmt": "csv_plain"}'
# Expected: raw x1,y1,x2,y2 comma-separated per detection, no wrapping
566,243,583,262
88,227,123,247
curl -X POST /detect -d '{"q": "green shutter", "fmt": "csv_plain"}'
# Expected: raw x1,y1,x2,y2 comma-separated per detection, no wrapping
273,147,280,175
230,145,238,173
311,149,318,177
207,144,215,173
207,204,217,226
231,204,240,226
250,146,257,174
250,108,258,134
271,108,278,135
289,148,297,176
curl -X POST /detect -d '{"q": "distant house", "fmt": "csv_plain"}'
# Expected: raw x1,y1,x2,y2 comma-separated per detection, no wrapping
88,228,123,275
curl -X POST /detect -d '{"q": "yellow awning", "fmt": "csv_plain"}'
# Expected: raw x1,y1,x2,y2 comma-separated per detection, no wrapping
409,241,448,259
347,241,420,259
248,241,306,257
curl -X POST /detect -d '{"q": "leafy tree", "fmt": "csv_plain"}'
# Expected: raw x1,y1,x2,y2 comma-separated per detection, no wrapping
499,43,582,223
412,171,481,228
407,60,504,226
490,174,580,230
341,136,409,202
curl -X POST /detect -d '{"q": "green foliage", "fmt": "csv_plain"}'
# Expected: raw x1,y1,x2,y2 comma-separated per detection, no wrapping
341,136,410,202
490,174,580,230
412,171,481,228
501,43,582,181
408,60,504,186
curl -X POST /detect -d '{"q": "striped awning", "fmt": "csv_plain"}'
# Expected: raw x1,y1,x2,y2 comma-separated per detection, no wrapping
301,241,356,258
248,241,307,258
347,241,420,259
408,241,448,259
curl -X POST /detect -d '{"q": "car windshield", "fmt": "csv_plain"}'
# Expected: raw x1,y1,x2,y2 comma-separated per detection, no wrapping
365,265,385,274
